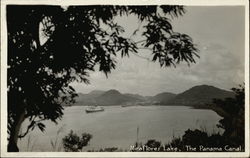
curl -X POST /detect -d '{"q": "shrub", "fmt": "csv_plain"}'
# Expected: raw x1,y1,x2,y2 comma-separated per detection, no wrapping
62,130,92,152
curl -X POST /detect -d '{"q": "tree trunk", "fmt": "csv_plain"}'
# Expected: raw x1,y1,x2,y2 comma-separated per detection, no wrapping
8,110,25,152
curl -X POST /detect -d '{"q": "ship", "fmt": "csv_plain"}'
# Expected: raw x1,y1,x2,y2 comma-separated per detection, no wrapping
85,106,104,113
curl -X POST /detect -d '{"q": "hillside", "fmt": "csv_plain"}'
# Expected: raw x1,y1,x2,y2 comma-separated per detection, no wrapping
169,85,234,105
95,90,141,105
74,89,142,105
149,92,176,104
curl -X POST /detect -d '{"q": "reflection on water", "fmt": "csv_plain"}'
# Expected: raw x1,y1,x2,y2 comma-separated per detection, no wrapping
18,105,222,151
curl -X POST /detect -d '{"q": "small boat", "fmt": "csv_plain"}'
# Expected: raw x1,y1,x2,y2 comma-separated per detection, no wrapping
85,106,104,113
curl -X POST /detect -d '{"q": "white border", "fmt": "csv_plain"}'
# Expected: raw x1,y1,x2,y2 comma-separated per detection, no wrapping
1,0,249,157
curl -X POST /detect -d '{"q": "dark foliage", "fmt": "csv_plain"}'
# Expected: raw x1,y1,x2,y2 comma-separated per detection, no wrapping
62,130,92,152
7,5,198,151
212,84,245,148
145,139,162,149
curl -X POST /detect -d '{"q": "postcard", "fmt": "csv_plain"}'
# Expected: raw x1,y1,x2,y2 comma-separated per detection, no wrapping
1,0,249,157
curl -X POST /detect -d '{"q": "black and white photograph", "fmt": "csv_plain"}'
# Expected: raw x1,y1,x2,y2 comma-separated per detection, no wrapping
1,0,249,157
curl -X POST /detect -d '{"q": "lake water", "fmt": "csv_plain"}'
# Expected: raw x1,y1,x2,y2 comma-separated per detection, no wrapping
18,105,222,151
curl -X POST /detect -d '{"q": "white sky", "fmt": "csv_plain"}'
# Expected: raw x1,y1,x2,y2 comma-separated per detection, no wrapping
71,6,245,96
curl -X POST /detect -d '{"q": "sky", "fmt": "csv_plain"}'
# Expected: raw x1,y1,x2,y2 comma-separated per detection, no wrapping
71,6,245,96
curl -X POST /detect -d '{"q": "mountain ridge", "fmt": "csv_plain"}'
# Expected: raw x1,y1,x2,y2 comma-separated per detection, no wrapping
168,85,234,105
73,84,234,107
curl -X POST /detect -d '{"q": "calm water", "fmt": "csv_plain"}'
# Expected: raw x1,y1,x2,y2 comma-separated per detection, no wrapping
18,105,222,151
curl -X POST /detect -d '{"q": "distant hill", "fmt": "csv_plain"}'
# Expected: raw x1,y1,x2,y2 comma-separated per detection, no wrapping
169,85,234,105
149,92,176,104
75,89,142,105
95,89,141,105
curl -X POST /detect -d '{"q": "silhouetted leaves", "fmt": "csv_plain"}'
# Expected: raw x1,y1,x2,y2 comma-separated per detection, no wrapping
37,123,45,132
